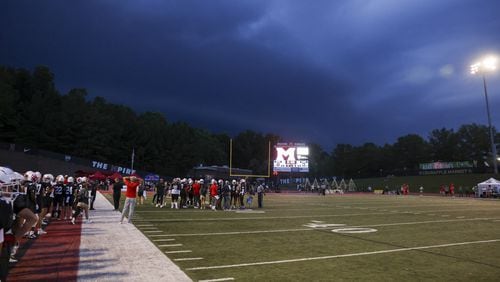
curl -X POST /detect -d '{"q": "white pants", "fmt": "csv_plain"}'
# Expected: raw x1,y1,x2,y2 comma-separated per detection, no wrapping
120,197,137,223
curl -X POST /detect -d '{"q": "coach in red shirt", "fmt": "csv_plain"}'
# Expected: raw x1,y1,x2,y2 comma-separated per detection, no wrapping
120,176,142,224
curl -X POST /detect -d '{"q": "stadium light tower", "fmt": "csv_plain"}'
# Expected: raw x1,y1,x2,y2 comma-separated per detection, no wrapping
471,55,498,174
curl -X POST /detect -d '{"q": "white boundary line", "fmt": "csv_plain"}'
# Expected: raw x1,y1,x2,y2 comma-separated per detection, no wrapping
153,239,176,242
187,239,500,271
143,230,163,233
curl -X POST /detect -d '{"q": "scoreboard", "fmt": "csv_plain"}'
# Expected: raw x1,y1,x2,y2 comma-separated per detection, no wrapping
273,143,309,173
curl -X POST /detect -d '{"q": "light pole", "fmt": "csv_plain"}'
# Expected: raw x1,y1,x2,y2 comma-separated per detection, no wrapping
471,56,498,174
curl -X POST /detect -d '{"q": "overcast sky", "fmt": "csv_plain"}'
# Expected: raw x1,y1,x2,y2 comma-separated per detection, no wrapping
2,0,500,150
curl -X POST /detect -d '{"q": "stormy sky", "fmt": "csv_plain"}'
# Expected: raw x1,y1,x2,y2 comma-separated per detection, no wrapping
1,0,500,150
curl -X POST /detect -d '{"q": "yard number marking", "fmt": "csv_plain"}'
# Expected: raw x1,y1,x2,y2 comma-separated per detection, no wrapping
304,221,378,234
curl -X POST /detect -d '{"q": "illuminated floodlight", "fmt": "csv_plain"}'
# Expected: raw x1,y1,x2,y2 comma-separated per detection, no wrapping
470,55,498,74
470,54,499,174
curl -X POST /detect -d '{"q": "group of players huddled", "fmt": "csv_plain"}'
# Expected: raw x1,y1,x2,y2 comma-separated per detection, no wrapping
0,166,94,268
150,178,256,210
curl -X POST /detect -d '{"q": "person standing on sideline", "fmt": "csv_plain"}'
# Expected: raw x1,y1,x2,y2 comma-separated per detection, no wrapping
89,181,97,210
257,182,265,208
120,176,141,224
112,177,123,211
156,178,165,208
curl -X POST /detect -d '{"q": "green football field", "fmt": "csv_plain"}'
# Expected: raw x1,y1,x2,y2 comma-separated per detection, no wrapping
107,193,500,281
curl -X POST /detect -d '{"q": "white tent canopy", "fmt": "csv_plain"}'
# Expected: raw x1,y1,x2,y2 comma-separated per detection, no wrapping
477,178,500,196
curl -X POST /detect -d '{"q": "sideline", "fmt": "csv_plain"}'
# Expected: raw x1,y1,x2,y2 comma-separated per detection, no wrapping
187,239,500,271
77,192,192,281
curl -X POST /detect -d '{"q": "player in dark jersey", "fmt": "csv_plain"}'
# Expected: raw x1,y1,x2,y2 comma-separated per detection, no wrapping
71,178,91,224
64,176,76,220
52,175,65,220
35,174,54,236
12,172,38,241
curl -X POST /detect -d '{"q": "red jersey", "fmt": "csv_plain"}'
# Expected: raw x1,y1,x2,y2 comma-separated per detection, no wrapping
124,179,140,198
210,183,218,197
192,182,201,196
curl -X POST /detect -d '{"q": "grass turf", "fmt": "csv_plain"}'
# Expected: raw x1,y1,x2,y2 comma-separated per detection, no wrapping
105,193,500,281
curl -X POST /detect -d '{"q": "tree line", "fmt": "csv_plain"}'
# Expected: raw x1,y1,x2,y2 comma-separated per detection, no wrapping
0,65,496,178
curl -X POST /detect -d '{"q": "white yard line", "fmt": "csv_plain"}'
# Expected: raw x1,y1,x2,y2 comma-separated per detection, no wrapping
198,278,234,282
153,228,313,237
173,257,204,261
165,250,192,254
134,209,484,222
143,230,163,233
158,244,183,247
159,217,500,237
360,217,499,228
187,239,500,271
153,239,176,242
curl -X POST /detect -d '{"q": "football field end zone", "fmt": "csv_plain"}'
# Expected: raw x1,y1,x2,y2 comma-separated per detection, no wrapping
186,239,500,271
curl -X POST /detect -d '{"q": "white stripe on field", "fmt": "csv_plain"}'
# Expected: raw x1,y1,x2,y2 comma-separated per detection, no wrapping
173,257,204,261
136,224,154,227
161,217,500,237
355,217,499,228
187,239,500,271
198,278,234,282
149,234,171,237
165,250,192,254
144,230,163,233
153,228,312,237
153,239,176,242
133,208,495,222
158,244,183,247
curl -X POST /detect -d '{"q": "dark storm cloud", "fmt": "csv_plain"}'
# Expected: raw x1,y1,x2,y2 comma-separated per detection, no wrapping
1,0,500,150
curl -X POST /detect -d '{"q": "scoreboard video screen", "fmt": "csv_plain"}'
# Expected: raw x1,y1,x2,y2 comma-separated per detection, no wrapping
273,143,309,173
